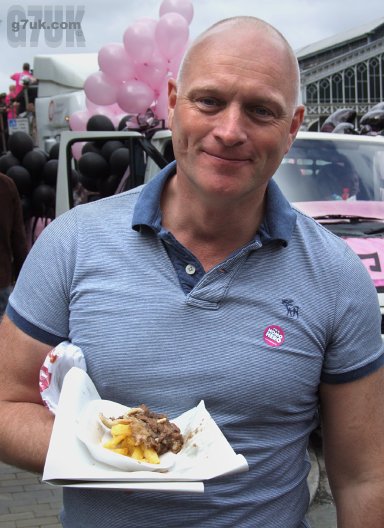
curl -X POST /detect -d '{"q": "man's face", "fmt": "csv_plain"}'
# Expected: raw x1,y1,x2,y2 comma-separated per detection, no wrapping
168,26,304,207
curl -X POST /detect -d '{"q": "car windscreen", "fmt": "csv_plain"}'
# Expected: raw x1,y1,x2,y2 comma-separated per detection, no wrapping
273,137,384,203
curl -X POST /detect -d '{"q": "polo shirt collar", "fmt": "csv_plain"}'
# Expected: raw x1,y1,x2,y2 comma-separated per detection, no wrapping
132,161,297,245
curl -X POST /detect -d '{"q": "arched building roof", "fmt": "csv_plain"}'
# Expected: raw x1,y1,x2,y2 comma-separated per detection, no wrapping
297,18,384,130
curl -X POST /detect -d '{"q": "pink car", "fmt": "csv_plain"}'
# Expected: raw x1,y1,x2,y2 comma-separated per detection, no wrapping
273,131,384,335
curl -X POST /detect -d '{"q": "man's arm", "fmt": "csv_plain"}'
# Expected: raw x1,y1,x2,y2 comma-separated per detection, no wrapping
319,366,384,527
0,315,54,473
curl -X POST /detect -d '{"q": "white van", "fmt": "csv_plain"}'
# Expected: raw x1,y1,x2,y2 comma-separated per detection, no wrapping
33,53,98,152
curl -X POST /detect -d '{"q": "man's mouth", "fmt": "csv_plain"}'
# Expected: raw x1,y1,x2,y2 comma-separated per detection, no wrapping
203,150,251,163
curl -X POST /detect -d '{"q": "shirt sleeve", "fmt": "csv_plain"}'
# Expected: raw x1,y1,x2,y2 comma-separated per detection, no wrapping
321,242,384,383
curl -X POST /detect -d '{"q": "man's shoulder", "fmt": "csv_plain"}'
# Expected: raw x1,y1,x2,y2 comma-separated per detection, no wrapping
74,185,144,217
293,206,344,242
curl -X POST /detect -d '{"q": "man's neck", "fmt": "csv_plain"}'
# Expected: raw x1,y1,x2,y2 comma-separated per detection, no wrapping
161,177,266,271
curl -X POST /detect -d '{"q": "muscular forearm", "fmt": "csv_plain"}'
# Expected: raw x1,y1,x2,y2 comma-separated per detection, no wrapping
0,400,54,473
332,479,384,527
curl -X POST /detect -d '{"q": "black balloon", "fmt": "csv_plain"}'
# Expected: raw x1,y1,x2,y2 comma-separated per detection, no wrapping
21,195,33,221
118,115,133,130
8,131,34,160
78,152,109,180
32,184,56,218
7,165,33,196
33,146,49,159
109,147,130,178
86,114,115,132
22,149,47,182
99,173,121,197
0,152,20,173
48,142,60,160
82,142,101,155
101,140,124,160
42,159,58,187
79,174,100,192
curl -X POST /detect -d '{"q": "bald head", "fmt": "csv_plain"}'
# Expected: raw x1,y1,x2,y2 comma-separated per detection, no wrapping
177,16,301,106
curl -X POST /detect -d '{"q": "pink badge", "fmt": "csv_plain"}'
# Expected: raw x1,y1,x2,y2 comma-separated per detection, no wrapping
263,325,285,347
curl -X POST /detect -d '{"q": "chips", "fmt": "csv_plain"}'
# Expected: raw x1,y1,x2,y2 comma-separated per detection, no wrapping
102,421,160,464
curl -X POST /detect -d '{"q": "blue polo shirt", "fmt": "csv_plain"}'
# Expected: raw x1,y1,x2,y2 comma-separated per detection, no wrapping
7,162,384,528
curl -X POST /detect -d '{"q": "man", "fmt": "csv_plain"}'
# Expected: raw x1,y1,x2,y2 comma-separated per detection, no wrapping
1,17,384,528
0,172,28,317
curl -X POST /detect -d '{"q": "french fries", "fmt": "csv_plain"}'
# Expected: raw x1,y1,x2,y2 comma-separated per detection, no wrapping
99,404,184,466
102,422,160,464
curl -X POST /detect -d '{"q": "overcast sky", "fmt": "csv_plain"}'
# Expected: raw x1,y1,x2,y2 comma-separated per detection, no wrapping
1,0,383,93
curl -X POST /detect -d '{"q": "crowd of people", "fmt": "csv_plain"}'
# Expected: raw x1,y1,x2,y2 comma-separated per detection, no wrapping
0,63,37,151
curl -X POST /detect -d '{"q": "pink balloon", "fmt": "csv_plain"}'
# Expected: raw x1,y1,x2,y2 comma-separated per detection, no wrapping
134,52,168,91
90,103,122,117
84,71,119,106
71,141,86,160
69,110,89,131
123,19,157,64
167,39,189,77
110,112,127,128
155,13,189,60
85,98,98,113
159,0,194,24
116,80,155,114
98,43,135,83
154,80,170,125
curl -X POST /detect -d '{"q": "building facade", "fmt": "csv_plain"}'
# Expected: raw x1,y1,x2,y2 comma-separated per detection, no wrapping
297,18,384,130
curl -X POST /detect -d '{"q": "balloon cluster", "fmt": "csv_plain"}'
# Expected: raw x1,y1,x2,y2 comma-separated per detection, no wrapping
73,115,132,198
320,103,384,135
69,0,193,143
0,131,64,221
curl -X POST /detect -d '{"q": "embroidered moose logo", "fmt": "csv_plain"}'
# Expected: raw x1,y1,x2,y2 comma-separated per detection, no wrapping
282,299,299,319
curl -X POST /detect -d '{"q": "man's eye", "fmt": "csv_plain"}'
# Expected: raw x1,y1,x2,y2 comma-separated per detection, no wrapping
196,97,222,110
250,106,274,119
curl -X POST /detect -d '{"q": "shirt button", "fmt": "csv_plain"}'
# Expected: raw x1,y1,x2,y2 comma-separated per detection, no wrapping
185,264,196,275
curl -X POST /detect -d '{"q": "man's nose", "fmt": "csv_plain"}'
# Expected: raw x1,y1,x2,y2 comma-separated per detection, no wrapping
213,105,247,146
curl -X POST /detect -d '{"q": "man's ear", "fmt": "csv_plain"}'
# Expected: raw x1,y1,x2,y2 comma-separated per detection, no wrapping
285,105,305,153
168,79,177,129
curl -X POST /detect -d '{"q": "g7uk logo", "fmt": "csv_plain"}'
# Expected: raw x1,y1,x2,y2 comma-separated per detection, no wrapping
7,5,86,48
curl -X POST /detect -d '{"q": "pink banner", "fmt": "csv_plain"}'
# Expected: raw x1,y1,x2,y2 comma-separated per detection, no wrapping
344,238,384,287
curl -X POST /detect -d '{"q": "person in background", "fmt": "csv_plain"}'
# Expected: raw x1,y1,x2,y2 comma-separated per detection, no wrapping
5,85,19,120
0,172,28,317
0,16,384,528
10,63,35,97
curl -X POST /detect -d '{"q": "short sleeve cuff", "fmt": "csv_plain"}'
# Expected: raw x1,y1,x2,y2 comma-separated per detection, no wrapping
6,304,66,347
321,353,384,384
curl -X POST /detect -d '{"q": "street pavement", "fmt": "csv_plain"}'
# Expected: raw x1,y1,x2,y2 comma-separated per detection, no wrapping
307,434,337,528
0,438,336,528
0,462,61,527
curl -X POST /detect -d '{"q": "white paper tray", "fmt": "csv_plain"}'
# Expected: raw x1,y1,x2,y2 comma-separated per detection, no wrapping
43,367,248,492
